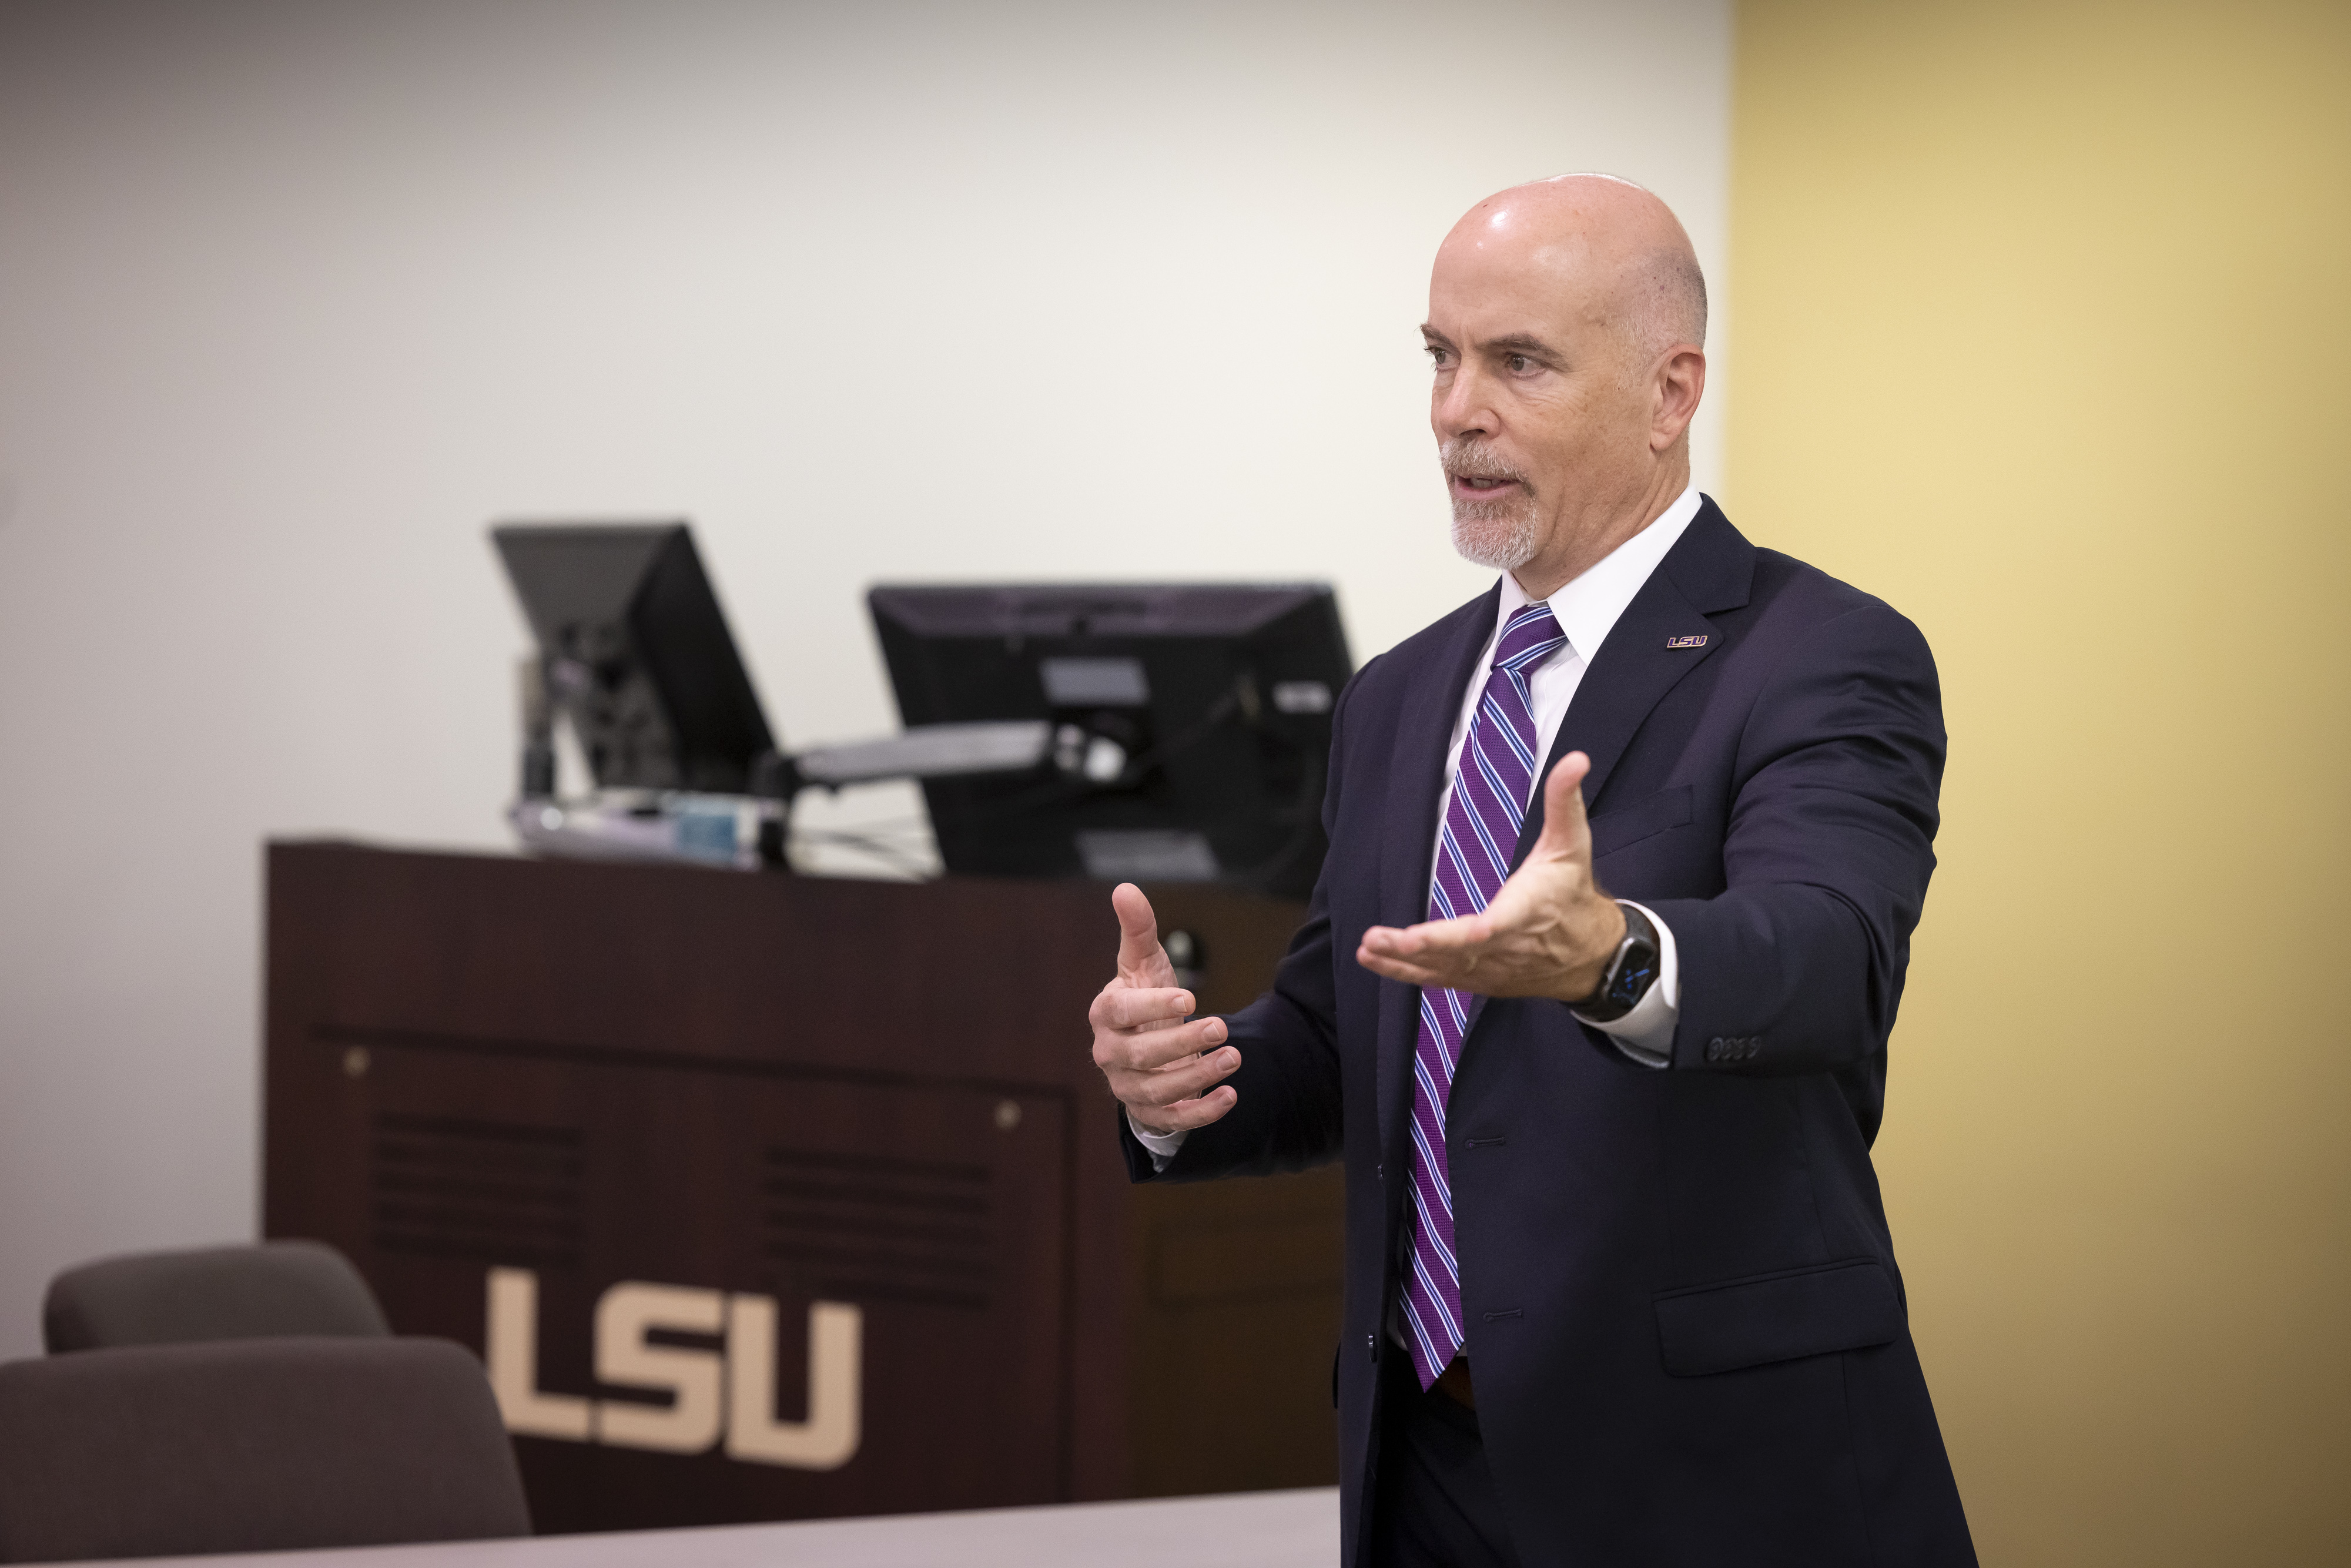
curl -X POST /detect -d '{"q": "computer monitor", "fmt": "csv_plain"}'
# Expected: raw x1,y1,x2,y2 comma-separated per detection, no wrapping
493,522,775,794
869,584,1352,899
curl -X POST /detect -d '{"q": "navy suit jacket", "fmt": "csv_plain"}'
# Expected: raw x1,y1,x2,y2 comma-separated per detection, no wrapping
1121,501,1975,1566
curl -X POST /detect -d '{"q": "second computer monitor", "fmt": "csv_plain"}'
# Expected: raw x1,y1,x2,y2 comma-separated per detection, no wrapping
869,583,1352,900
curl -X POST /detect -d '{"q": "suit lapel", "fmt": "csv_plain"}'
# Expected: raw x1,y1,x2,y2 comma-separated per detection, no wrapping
1509,500,1756,867
1374,584,1499,1167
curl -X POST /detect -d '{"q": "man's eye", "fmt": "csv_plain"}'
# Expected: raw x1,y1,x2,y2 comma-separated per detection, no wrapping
1506,353,1532,373
1426,347,1451,368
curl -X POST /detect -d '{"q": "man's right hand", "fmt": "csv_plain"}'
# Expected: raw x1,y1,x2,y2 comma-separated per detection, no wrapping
1088,882,1241,1137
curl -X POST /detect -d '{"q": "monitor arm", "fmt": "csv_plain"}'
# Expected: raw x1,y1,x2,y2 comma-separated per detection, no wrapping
749,720,1056,869
752,720,1053,798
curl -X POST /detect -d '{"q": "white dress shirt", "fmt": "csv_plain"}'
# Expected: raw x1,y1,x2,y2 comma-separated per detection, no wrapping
1131,485,1703,1165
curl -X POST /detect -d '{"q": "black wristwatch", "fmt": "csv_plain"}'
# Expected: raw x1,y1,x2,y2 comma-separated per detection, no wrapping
1572,902,1662,1023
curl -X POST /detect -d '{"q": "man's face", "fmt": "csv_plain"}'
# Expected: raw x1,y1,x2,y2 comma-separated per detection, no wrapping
1422,223,1653,571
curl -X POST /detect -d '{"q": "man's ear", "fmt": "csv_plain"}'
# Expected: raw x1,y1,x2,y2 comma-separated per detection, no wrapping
1651,347,1706,452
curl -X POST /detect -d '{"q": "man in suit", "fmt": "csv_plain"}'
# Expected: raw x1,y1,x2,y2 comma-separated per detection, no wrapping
1087,175,1975,1566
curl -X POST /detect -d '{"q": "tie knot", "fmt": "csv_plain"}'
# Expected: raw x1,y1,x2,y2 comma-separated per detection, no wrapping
1494,601,1566,672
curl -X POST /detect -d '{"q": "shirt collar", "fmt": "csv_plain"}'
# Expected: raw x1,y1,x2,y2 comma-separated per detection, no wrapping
1496,482,1703,665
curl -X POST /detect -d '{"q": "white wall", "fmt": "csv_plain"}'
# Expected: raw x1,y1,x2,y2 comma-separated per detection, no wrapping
0,0,1729,1356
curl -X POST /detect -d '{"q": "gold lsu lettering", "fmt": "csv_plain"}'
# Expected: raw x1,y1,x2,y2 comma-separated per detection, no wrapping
483,1268,862,1469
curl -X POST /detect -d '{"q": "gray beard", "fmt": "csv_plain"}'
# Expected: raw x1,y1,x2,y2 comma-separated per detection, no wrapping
1451,497,1543,571
1442,434,1542,570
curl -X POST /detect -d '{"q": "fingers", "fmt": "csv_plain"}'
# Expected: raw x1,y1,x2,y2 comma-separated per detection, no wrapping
1110,882,1163,976
1529,751,1595,862
1116,1044,1243,1114
1355,909,1511,989
1101,1014,1226,1072
1356,913,1491,981
1356,930,1477,988
1090,984,1201,1035
1359,913,1489,960
1130,1083,1239,1135
1355,949,1452,987
1090,986,1227,1070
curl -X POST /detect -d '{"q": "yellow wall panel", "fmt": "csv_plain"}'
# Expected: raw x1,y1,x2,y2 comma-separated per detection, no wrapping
1728,2,2349,1561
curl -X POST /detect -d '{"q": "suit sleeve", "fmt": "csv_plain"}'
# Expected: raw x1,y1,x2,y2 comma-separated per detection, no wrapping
1113,662,1370,1184
1641,602,1946,1077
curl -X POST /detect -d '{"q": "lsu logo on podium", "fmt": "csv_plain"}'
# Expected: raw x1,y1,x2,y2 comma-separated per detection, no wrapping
484,1268,863,1470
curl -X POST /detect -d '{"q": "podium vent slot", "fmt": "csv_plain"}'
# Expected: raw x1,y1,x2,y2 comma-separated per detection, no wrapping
761,1147,993,1311
370,1111,584,1267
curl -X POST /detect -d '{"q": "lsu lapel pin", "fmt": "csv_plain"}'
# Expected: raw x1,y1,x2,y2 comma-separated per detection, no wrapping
1665,634,1709,650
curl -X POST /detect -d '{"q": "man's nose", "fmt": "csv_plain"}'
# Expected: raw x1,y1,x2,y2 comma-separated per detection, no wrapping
1434,363,1496,440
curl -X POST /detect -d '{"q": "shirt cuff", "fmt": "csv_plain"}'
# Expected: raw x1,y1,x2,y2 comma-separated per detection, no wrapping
1128,1113,1189,1172
1572,900,1679,1068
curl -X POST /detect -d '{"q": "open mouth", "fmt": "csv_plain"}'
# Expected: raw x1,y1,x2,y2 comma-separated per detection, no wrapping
1449,473,1523,497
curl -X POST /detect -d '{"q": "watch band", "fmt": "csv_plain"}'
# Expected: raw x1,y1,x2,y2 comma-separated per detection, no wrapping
1572,902,1662,1024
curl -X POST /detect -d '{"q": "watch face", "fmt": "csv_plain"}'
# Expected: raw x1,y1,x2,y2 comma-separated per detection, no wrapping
1607,944,1661,1011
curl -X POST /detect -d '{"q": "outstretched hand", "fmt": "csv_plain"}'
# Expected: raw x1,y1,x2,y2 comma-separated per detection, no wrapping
1088,883,1240,1137
1355,751,1626,1001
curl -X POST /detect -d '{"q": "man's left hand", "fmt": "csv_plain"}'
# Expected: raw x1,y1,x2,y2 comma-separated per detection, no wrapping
1356,751,1626,1002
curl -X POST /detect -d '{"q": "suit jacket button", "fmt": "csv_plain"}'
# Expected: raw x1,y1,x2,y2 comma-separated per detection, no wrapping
1366,1334,1377,1361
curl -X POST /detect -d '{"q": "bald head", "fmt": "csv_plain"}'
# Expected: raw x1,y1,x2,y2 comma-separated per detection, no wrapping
1440,175,1706,368
1422,175,1709,596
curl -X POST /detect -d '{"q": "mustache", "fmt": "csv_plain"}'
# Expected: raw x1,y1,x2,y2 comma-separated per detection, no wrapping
1440,437,1528,485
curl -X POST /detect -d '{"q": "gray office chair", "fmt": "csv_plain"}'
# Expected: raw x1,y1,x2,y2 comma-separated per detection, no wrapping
0,1336,531,1562
43,1240,389,1353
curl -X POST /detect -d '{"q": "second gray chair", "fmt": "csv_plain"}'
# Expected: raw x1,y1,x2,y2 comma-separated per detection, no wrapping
0,1336,531,1562
43,1240,389,1353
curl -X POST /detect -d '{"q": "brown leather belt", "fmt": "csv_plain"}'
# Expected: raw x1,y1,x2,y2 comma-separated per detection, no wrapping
1432,1357,1476,1409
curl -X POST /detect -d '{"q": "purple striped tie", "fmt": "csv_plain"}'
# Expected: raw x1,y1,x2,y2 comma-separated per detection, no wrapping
1401,600,1566,1389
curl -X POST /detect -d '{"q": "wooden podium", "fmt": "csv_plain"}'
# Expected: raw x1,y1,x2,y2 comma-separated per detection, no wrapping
261,842,1341,1534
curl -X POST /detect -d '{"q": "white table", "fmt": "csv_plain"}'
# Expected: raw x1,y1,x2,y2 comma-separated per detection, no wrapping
55,1489,1341,1568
